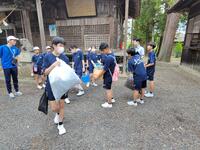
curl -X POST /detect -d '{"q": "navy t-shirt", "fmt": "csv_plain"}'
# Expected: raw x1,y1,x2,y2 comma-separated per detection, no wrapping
146,51,156,74
72,49,84,70
43,52,70,91
128,54,147,81
87,52,99,67
103,53,116,81
0,45,20,69
32,54,40,64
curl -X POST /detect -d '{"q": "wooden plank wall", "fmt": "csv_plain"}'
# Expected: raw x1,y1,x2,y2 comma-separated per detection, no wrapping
182,10,200,72
56,17,116,50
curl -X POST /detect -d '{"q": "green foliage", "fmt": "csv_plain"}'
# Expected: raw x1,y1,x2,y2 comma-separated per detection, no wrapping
132,0,183,48
173,42,183,58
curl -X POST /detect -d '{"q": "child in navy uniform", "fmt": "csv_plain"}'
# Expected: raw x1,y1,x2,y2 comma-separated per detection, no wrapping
43,37,69,135
94,43,116,108
145,42,156,98
86,46,99,87
71,45,85,96
127,48,147,106
31,46,43,89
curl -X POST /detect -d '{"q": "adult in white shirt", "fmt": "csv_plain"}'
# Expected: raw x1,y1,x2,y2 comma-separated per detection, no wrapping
132,38,145,58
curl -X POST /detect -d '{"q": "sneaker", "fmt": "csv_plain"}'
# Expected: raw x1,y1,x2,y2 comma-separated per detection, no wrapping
9,93,15,99
77,90,85,96
57,124,66,135
92,83,98,87
15,91,23,96
136,99,144,104
64,98,70,104
54,113,59,124
86,82,90,88
111,98,116,103
37,85,43,89
101,102,112,108
127,101,137,106
145,92,154,98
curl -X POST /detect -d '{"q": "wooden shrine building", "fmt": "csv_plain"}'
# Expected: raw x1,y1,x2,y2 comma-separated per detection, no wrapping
169,0,200,72
0,0,140,51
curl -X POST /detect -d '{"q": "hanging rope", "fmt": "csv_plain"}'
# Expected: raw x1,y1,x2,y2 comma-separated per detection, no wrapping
0,5,17,24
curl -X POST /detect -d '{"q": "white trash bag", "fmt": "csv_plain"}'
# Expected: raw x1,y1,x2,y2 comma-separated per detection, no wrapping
49,58,80,101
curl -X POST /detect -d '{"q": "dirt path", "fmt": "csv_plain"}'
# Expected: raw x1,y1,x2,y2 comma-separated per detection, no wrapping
0,62,200,150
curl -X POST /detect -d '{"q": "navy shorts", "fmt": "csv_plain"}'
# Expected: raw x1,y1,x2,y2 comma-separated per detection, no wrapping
45,81,68,101
147,73,154,81
134,80,147,91
75,70,82,79
103,78,112,90
88,66,94,74
33,66,42,75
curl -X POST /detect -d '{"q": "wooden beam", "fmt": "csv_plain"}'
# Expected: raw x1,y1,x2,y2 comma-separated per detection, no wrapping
122,0,129,75
22,10,33,45
36,0,46,52
0,6,20,12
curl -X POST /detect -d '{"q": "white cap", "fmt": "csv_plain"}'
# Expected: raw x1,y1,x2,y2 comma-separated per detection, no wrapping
33,46,40,50
7,36,19,42
46,46,51,49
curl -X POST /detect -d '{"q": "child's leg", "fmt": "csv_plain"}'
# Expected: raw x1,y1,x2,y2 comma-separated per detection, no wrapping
141,80,147,99
106,89,113,104
58,100,65,122
141,89,145,100
133,90,139,101
149,81,154,93
49,101,60,113
34,74,39,85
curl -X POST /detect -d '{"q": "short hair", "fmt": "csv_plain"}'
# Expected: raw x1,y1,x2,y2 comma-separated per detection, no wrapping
70,45,78,49
126,48,138,56
99,43,109,51
132,38,141,42
52,37,65,45
148,42,156,49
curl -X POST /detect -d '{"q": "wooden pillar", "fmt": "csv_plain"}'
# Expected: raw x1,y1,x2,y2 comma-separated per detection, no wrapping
122,0,129,75
158,13,181,62
22,10,33,45
36,0,46,52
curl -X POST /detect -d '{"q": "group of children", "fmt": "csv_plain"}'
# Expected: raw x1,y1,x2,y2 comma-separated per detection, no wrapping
37,37,117,135
31,46,52,89
127,38,156,106
32,36,156,135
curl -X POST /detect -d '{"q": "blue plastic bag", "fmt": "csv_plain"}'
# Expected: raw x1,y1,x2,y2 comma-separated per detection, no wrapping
81,73,90,84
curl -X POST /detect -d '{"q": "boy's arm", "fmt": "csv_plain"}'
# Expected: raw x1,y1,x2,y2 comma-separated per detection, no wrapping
80,51,85,72
94,69,105,79
0,46,2,58
145,53,155,68
145,63,154,68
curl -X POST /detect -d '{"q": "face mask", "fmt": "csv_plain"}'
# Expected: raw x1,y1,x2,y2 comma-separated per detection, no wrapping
57,47,65,54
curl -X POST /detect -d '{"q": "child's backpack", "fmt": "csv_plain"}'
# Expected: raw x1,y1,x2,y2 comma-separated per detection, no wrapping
108,55,120,82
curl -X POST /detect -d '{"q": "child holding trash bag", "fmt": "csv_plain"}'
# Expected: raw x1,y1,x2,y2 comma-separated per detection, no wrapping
71,45,85,96
93,43,116,108
86,46,99,87
43,37,69,135
127,48,147,106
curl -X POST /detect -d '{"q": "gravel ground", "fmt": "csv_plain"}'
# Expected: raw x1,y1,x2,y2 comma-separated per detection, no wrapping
0,62,200,150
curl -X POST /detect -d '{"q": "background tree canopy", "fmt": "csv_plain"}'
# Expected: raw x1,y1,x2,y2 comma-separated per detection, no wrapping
132,0,187,53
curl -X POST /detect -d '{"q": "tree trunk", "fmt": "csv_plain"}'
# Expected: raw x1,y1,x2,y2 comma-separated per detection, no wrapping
36,0,46,52
122,0,129,75
158,13,181,62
